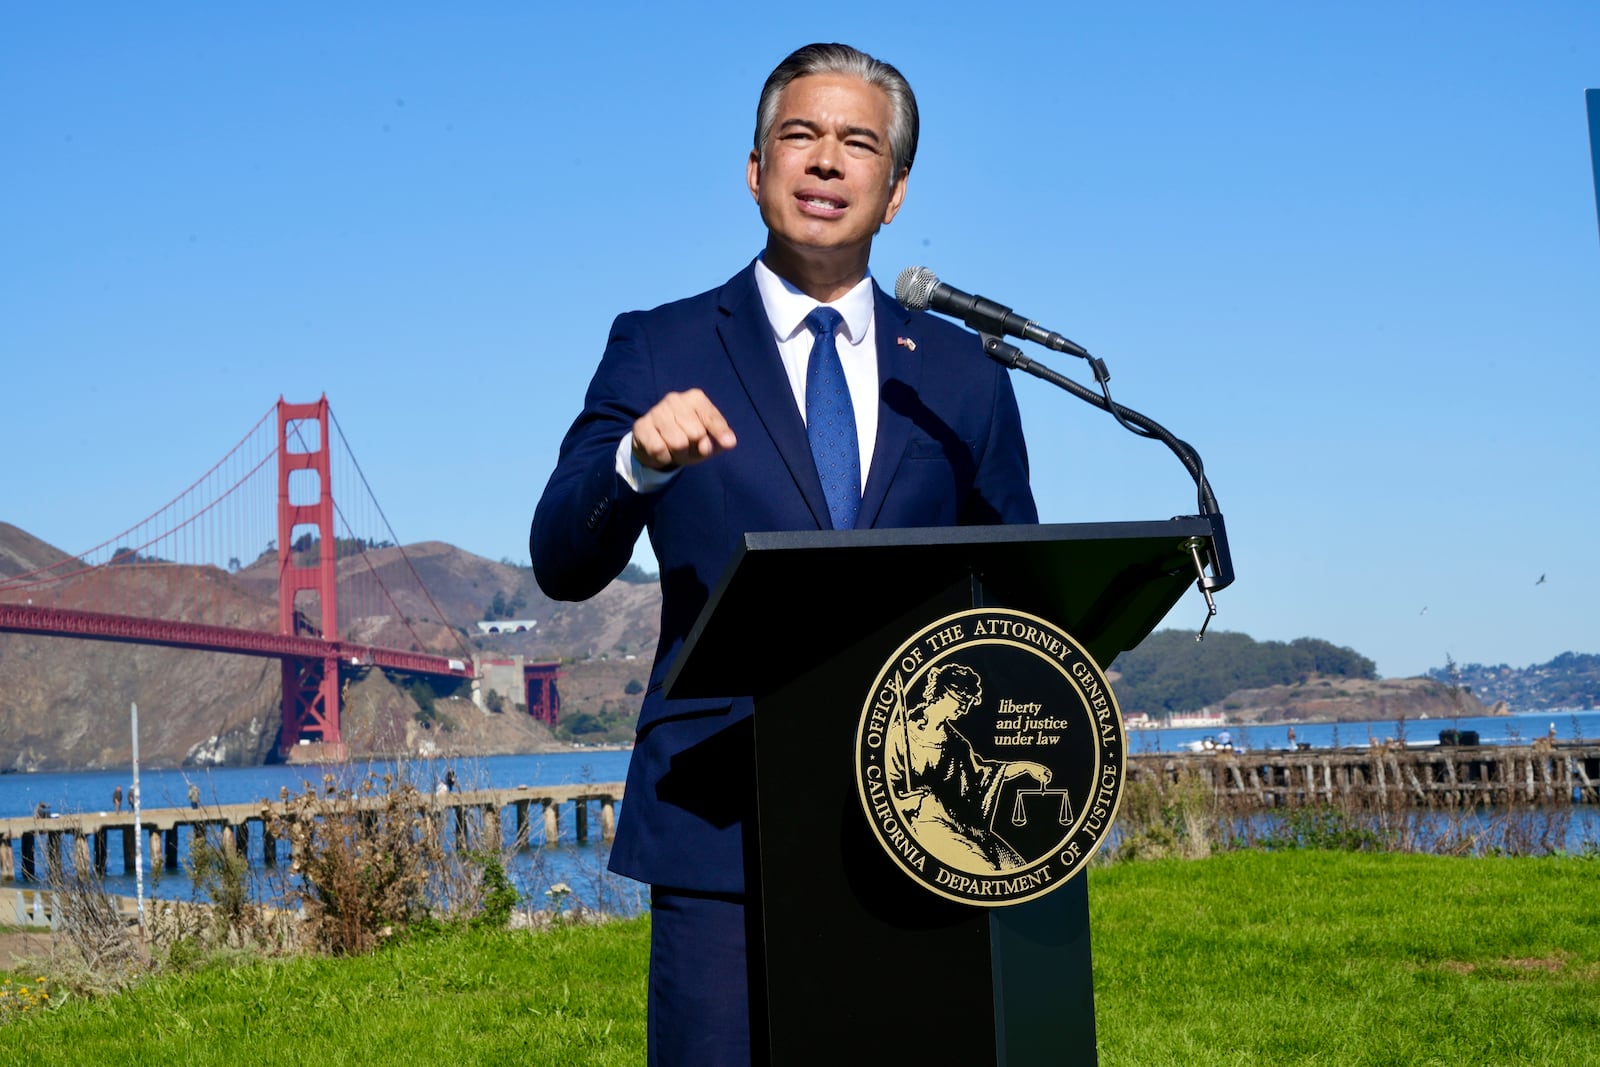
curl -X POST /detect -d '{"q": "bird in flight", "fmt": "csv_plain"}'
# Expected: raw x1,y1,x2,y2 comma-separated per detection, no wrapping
1535,574,1546,586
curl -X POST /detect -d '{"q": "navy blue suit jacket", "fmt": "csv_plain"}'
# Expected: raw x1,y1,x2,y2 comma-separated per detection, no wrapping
531,261,1037,893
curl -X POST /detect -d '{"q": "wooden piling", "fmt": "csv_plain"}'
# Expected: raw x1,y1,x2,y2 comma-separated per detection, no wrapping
150,829,163,872
0,833,12,882
575,800,589,843
163,826,179,870
121,825,136,874
20,833,36,882
514,800,531,849
600,798,616,842
543,799,559,844
94,828,109,875
47,832,64,878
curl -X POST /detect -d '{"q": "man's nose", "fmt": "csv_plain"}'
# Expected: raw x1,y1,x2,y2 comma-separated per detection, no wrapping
808,139,842,177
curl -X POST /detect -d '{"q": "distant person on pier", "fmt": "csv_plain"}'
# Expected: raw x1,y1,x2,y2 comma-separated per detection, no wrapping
187,782,200,809
530,40,1036,1066
112,784,123,812
34,801,49,819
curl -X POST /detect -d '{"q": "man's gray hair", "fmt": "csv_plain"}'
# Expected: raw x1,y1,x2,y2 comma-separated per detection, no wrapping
754,42,919,179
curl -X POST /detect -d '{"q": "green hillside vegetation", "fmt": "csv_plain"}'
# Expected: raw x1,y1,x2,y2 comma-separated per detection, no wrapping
1112,630,1377,717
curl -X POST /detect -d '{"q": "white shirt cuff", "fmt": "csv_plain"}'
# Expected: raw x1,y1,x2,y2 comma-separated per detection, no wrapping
615,433,680,494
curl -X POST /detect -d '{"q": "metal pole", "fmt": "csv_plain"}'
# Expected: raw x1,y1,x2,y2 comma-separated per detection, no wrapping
131,702,145,940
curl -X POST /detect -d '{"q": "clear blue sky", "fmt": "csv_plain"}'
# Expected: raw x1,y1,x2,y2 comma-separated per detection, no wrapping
4,4,1597,680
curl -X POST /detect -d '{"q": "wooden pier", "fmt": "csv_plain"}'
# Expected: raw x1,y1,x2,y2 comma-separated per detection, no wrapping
1128,741,1600,808
0,782,625,885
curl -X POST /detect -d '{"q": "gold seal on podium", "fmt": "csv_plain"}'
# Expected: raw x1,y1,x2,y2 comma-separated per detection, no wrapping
853,607,1125,906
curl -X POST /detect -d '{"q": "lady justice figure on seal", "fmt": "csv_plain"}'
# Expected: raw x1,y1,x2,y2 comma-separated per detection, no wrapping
886,662,1053,872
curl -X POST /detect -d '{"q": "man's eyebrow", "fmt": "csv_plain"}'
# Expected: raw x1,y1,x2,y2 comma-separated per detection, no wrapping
776,118,883,143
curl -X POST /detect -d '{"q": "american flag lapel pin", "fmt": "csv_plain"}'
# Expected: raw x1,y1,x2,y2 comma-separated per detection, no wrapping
896,336,916,352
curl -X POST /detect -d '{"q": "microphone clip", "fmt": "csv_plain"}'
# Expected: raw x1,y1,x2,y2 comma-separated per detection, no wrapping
980,332,1032,371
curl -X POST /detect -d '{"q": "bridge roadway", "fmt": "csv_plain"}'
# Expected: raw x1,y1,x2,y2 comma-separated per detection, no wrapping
0,783,625,884
0,601,475,680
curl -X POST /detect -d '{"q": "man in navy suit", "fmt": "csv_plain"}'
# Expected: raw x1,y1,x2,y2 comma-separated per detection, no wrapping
531,42,1037,1065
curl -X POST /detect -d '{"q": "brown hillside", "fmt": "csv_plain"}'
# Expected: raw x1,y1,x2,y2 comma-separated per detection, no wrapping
1,524,662,770
0,521,76,580
0,558,290,771
338,668,560,760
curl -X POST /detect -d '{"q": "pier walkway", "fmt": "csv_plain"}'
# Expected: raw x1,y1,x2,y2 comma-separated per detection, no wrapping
0,782,625,885
1128,741,1600,808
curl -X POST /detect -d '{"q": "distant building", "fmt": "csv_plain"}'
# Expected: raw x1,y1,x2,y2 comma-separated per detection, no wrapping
473,655,562,728
1165,709,1228,728
476,618,538,634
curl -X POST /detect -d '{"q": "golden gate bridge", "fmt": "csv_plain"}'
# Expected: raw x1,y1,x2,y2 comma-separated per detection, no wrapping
0,397,560,757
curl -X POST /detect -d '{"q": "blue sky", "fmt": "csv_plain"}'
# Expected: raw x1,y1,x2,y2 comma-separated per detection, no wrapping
4,4,1597,680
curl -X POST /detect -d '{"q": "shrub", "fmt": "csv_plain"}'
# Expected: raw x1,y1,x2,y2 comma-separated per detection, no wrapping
1110,770,1217,862
266,772,448,955
469,852,519,930
1257,805,1385,851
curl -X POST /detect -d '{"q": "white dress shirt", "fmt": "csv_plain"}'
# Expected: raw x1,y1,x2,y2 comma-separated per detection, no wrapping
615,257,881,493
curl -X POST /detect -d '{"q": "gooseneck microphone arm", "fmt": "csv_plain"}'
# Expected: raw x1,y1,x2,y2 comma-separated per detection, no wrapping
895,266,1235,629
982,333,1218,514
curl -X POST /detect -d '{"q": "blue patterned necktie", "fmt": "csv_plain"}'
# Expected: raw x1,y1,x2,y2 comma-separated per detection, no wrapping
803,306,860,530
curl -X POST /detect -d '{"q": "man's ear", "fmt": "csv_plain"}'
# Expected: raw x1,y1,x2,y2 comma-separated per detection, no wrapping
882,167,909,225
746,149,762,203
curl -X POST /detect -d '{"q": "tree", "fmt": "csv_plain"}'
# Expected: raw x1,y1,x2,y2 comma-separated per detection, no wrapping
618,563,659,584
1110,629,1377,716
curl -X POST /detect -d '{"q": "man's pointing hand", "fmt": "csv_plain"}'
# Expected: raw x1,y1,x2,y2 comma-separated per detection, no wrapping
631,389,738,472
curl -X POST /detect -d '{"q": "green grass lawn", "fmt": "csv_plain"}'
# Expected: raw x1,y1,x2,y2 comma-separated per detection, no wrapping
1090,851,1600,1066
5,852,1597,1064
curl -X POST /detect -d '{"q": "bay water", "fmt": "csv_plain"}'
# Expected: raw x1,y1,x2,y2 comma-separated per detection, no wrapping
6,708,1597,910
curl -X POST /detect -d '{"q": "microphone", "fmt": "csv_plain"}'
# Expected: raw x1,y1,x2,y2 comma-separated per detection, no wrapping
895,266,1089,358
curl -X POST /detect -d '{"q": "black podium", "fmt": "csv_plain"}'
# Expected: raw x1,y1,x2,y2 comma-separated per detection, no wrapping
666,518,1218,1066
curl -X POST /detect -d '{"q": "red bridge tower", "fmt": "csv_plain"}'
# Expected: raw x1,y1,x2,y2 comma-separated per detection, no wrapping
276,396,343,756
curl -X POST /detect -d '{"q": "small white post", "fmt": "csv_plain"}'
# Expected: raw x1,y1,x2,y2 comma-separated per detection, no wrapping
131,702,146,940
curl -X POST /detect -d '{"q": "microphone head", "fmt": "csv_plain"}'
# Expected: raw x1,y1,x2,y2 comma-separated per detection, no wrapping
895,265,939,311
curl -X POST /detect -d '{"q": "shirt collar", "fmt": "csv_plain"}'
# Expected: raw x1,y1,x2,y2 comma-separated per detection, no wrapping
754,256,876,343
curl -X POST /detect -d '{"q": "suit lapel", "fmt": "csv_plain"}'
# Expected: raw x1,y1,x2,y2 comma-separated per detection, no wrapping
715,266,833,529
859,285,920,528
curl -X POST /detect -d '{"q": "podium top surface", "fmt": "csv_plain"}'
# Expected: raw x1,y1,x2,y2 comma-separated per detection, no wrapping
667,517,1217,701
